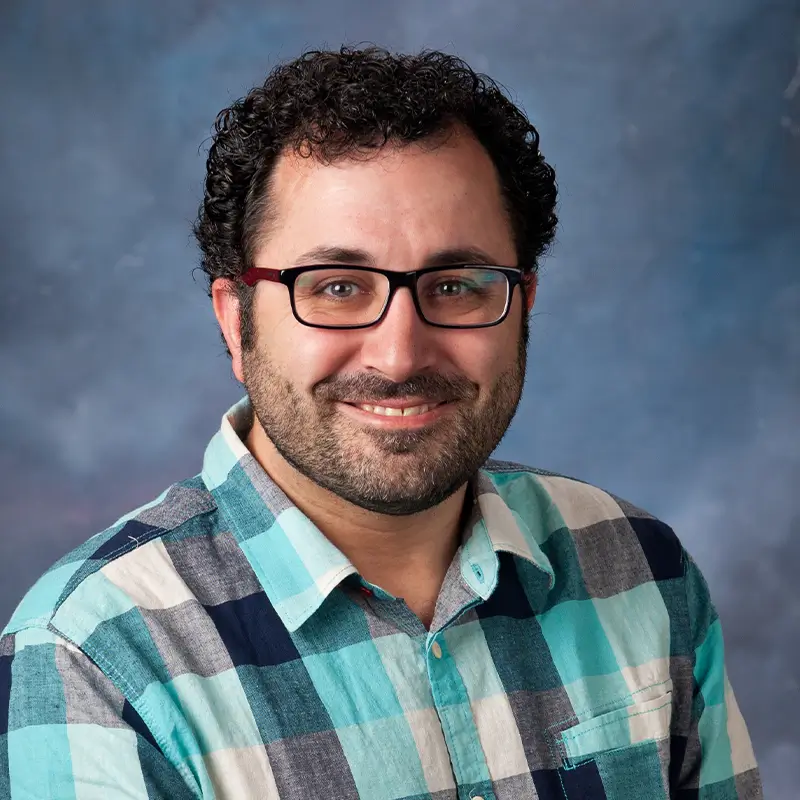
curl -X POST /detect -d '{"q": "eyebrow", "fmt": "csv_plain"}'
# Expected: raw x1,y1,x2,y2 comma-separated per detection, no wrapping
293,245,506,268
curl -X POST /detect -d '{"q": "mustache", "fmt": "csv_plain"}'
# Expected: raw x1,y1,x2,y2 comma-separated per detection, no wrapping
314,373,477,404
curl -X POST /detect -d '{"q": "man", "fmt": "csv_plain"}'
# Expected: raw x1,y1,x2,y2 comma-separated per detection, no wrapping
0,47,761,799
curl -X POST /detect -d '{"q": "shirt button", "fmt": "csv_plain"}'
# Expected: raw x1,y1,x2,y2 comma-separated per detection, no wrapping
431,641,443,659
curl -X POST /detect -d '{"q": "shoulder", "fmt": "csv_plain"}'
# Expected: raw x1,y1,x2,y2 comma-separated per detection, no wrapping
3,474,218,638
482,458,686,583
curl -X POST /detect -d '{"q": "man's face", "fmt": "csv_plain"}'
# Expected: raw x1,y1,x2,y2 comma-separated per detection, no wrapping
237,129,532,515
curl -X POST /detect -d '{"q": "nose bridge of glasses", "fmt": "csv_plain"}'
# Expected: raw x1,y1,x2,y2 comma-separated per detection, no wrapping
386,269,421,301
377,271,420,324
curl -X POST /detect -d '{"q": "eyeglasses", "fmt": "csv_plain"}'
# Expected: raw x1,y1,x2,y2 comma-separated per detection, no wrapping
239,264,527,329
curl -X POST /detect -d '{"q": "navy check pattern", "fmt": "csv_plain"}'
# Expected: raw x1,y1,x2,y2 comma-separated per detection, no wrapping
0,397,762,799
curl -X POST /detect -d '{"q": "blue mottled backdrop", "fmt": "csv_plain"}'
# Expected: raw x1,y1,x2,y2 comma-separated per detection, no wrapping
1,1,798,794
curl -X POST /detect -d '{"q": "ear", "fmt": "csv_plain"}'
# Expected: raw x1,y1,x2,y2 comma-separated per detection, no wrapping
211,278,245,383
522,272,537,312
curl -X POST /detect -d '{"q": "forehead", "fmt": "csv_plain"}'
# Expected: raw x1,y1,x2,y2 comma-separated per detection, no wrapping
255,128,516,266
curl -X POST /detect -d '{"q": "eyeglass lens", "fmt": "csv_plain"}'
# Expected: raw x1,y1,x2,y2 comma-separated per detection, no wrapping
292,267,509,327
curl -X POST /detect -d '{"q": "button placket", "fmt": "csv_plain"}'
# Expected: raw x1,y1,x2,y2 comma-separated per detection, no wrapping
425,633,495,796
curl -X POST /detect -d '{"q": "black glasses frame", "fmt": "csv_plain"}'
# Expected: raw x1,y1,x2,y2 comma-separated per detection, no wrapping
239,264,526,330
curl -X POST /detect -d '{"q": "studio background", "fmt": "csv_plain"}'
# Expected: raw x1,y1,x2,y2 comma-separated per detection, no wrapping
1,1,798,795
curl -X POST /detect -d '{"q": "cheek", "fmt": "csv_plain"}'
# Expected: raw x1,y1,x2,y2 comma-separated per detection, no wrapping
459,289,525,374
450,332,514,385
254,293,347,382
278,333,353,387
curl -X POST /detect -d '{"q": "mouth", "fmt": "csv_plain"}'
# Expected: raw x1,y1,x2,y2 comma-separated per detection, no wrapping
337,400,454,428
344,400,447,417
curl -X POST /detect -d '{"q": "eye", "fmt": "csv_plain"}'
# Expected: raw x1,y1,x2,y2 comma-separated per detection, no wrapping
319,280,360,298
431,278,479,296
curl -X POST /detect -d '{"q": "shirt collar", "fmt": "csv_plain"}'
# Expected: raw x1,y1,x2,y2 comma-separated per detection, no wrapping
203,396,554,632
461,468,555,601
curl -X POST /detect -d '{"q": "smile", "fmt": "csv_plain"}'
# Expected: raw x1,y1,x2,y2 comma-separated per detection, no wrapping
337,400,454,428
354,402,444,417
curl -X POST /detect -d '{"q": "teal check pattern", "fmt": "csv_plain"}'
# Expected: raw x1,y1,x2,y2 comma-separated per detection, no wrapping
0,397,762,799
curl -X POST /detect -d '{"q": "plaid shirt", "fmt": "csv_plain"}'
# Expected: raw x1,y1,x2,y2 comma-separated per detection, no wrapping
1,397,761,799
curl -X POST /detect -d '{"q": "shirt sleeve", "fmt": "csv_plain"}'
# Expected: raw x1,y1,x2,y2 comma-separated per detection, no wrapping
0,627,196,800
674,549,763,798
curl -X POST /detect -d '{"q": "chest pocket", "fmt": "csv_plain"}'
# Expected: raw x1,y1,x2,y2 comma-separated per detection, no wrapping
557,691,672,799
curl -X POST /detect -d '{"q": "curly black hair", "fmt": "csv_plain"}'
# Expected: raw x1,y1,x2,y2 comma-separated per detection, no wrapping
194,46,558,350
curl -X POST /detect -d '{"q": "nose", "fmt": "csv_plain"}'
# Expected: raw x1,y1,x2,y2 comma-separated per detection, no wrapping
358,285,438,382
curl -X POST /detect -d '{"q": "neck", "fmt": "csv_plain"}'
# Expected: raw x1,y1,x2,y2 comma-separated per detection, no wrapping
245,418,468,628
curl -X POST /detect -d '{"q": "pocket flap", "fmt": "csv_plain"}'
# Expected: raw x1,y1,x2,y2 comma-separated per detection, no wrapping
560,692,672,762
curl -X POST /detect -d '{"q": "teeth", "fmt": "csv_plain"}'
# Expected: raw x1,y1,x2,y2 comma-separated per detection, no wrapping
357,403,436,417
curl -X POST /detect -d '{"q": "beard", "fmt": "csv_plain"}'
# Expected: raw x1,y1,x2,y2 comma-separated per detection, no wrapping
241,318,529,516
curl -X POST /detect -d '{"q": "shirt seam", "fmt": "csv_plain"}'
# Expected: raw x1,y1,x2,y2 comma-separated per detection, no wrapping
50,623,204,799
561,699,672,743
482,459,594,486
45,506,219,627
